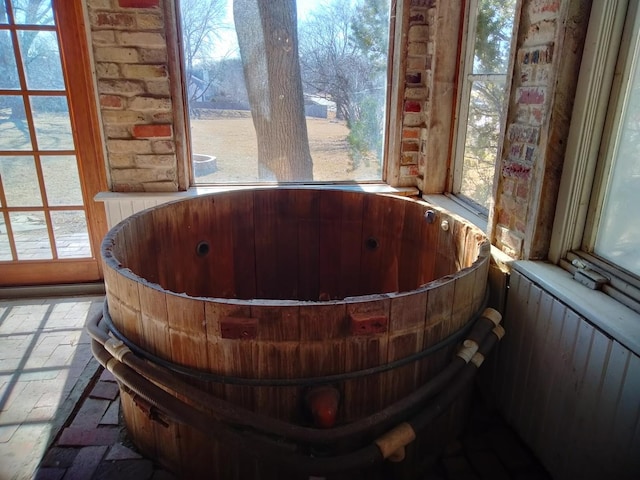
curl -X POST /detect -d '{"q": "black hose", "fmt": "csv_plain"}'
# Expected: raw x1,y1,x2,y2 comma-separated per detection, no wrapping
90,324,502,476
91,338,383,474
409,331,500,433
87,307,497,445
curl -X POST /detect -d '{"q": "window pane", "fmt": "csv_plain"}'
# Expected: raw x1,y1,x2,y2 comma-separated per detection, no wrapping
594,44,640,277
0,214,11,261
0,31,20,89
460,78,506,209
30,95,74,150
18,30,65,90
473,0,517,75
10,211,51,260
0,0,7,23
11,0,54,25
181,0,389,184
0,95,32,150
51,210,91,258
41,155,83,206
0,155,43,206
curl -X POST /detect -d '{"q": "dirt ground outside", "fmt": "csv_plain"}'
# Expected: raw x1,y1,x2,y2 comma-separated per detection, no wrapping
189,111,383,183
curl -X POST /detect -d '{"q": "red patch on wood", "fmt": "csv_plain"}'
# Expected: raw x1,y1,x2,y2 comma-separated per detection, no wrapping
349,311,388,335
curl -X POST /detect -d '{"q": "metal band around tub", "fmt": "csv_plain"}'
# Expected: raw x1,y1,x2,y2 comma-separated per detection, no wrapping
101,290,488,388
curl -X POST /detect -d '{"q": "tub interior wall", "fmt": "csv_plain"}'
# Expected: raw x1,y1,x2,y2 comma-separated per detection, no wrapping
111,190,484,301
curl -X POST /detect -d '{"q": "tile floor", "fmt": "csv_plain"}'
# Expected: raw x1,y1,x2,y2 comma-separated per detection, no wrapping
0,295,552,480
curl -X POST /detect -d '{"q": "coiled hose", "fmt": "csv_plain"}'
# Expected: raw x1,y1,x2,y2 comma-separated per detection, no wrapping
87,307,503,475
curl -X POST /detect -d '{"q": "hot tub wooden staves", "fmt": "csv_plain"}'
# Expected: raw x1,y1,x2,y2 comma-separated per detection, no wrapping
100,188,490,479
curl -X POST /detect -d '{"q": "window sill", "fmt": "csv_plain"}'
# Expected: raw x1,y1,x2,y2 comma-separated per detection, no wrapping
422,193,488,232
96,183,419,203
422,194,512,270
513,260,640,357
422,194,640,356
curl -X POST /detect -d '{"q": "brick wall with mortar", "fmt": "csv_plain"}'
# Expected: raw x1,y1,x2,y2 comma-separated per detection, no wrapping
86,0,180,192
491,0,591,259
398,1,435,183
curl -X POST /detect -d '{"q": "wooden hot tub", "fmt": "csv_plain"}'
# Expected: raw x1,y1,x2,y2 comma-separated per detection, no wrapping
100,188,491,479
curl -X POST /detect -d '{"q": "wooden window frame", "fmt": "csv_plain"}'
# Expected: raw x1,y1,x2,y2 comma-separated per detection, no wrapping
450,0,518,216
169,0,406,188
550,0,640,313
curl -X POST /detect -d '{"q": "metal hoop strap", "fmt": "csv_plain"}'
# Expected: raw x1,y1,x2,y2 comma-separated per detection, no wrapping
101,290,488,388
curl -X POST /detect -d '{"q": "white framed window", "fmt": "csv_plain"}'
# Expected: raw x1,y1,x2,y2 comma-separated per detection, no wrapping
175,0,394,185
551,0,640,313
452,0,517,213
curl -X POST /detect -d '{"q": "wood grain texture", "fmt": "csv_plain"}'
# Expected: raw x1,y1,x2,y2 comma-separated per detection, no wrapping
103,188,493,478
231,191,257,299
339,191,364,298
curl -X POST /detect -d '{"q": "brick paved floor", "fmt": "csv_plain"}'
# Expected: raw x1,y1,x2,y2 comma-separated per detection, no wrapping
0,296,103,479
1,295,552,480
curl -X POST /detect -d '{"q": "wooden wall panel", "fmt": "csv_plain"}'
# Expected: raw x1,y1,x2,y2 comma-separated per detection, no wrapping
486,269,640,480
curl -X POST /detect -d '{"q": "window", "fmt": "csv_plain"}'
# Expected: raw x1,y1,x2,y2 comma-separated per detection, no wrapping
452,0,516,212
176,0,392,184
587,3,640,279
552,0,640,313
0,0,107,286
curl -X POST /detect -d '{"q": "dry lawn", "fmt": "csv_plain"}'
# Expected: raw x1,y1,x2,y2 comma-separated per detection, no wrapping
189,112,382,183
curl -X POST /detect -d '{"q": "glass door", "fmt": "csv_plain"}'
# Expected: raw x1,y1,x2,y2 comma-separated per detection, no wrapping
0,0,108,286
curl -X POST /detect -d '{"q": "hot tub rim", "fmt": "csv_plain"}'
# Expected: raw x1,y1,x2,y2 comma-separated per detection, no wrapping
100,188,491,307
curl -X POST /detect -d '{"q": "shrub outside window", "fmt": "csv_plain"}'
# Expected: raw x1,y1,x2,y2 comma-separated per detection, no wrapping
453,0,516,212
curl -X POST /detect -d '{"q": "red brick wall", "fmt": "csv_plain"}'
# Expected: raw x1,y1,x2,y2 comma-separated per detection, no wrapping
398,2,433,182
86,0,178,192
491,0,591,259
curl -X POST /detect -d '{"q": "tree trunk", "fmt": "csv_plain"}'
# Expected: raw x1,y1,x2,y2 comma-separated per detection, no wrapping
234,0,313,181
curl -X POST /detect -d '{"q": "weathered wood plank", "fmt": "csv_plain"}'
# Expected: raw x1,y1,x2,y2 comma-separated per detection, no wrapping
382,330,423,406
380,197,406,294
231,191,257,299
253,190,279,299
294,189,320,301
398,201,424,292
165,294,209,370
318,190,343,300
299,302,347,341
252,305,299,342
136,283,170,358
389,289,428,333
275,189,299,300
343,298,390,420
209,194,236,298
419,209,439,285
339,191,364,298
359,193,387,295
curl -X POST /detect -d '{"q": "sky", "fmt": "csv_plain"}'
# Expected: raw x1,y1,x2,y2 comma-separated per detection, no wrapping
211,0,332,60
